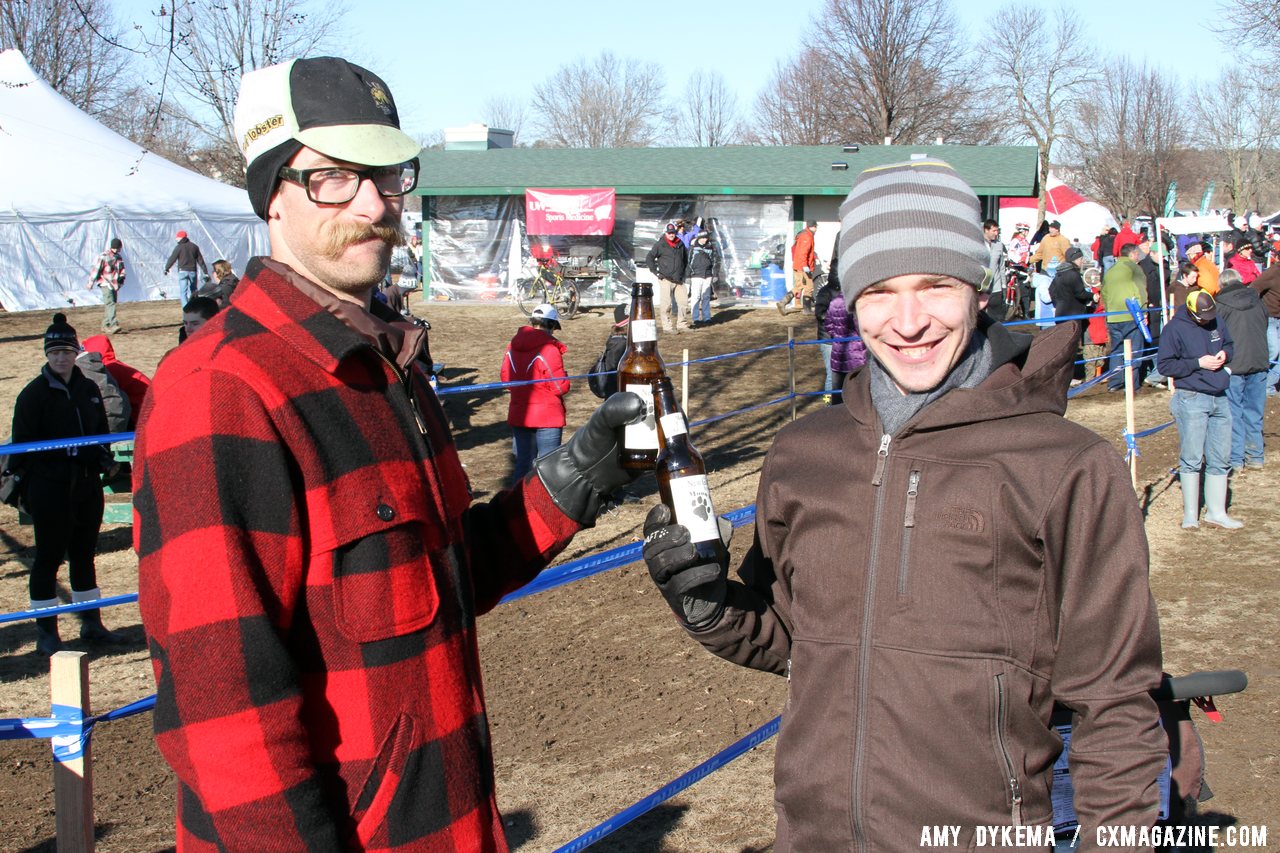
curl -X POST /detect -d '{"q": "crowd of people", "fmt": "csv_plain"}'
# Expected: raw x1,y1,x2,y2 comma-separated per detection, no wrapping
3,46,1276,851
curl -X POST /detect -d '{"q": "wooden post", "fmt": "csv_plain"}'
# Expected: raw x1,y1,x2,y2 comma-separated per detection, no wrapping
788,328,797,422
681,348,689,417
1123,338,1138,490
51,650,94,852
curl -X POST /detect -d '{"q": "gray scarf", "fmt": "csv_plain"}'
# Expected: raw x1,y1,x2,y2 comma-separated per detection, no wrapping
869,326,994,436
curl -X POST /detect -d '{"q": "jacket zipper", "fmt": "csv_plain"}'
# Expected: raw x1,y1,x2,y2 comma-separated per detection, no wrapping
897,470,920,596
994,674,1024,826
851,432,892,850
373,350,431,443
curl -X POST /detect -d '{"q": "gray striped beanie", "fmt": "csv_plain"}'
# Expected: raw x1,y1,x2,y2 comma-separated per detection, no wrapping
836,159,991,303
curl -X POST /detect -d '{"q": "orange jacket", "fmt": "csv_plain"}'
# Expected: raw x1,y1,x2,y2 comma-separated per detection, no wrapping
792,228,816,270
1193,255,1220,296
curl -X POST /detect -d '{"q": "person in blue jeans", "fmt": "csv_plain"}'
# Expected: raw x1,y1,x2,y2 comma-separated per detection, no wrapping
1101,243,1146,391
164,230,210,304
501,303,570,481
1214,268,1269,470
1156,290,1241,529
1252,264,1280,395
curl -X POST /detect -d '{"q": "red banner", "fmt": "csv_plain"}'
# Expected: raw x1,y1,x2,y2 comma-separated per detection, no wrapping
525,188,616,236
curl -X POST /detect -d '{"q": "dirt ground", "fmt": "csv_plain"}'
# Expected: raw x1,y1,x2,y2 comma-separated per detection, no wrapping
0,295,1276,852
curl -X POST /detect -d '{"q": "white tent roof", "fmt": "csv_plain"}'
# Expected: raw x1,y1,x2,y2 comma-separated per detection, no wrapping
0,49,268,311
998,175,1117,244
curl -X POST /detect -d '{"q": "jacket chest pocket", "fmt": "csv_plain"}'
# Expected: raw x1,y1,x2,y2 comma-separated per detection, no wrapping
887,459,1000,647
316,485,443,644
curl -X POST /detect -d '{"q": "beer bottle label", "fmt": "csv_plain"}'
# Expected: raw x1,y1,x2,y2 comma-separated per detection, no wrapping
631,319,658,343
659,412,687,439
624,382,659,449
669,474,719,543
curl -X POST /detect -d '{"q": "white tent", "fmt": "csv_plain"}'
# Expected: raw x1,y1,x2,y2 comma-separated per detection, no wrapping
0,49,268,312
998,175,1117,246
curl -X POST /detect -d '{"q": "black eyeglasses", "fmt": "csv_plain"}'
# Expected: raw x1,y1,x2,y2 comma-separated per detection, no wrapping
278,159,419,205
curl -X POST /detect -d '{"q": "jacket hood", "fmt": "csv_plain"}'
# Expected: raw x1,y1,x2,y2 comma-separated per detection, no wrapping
1215,280,1257,308
510,326,566,355
81,334,118,364
844,318,1077,433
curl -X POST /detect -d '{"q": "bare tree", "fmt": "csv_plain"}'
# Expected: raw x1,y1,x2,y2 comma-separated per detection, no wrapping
747,49,838,145
1068,60,1186,221
1215,0,1280,63
1192,68,1280,212
0,0,132,115
815,0,999,145
530,51,668,148
141,0,348,183
677,69,740,146
987,4,1097,225
482,95,527,143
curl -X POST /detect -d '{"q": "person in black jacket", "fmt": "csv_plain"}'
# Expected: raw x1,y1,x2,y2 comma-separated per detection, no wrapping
645,222,689,333
10,314,124,655
685,230,717,327
164,230,211,305
1214,268,1269,472
1049,247,1094,383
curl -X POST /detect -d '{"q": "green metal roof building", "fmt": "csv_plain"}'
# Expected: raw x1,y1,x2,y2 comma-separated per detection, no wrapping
412,142,1039,301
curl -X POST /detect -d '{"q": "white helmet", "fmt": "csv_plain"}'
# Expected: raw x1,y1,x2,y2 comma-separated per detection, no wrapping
530,303,562,328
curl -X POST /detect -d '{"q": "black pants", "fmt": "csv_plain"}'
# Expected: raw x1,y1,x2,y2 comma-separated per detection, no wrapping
27,482,104,602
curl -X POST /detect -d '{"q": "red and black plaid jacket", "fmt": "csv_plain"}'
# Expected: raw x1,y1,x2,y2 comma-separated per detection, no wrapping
134,259,579,852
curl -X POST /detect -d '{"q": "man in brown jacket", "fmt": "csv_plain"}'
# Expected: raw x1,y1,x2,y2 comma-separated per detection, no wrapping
1250,263,1280,395
644,159,1166,851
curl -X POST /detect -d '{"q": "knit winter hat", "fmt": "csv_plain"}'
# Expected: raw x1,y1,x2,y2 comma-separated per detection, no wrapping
836,159,990,303
44,313,80,353
234,57,421,219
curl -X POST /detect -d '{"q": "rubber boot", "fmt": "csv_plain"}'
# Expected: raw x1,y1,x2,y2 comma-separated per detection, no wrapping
1202,474,1243,529
775,291,793,315
72,588,126,644
31,598,63,656
1179,472,1200,529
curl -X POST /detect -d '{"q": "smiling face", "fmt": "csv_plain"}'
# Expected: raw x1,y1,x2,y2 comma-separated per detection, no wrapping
854,274,979,394
266,147,405,303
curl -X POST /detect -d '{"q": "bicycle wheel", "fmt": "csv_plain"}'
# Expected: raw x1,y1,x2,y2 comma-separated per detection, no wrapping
554,280,579,320
513,278,543,316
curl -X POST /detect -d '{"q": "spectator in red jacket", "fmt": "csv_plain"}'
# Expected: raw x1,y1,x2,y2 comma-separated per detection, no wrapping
80,335,151,428
501,304,570,480
1226,241,1260,285
1113,220,1142,256
134,56,642,852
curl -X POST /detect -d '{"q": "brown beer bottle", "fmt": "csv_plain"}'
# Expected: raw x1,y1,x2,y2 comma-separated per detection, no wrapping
653,377,727,565
618,281,666,471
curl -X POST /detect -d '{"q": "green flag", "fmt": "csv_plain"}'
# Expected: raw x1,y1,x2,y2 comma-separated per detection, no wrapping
1163,182,1177,218
1199,182,1215,215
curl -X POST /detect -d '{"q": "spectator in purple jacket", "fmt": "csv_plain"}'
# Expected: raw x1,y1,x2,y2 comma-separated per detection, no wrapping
823,288,867,403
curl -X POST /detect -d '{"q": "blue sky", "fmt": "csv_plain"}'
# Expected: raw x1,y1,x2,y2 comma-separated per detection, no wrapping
112,0,1234,140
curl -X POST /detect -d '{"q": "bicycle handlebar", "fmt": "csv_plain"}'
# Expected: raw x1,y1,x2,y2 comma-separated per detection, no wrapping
1152,669,1248,701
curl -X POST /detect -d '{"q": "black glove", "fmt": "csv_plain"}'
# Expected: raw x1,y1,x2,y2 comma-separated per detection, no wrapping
643,503,729,629
533,392,644,526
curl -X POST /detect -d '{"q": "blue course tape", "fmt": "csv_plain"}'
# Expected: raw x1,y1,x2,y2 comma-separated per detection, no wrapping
552,716,781,853
500,505,757,605
0,593,139,625
50,702,86,762
0,432,132,455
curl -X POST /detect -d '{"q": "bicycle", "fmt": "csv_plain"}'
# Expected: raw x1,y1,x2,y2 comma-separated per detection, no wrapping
514,258,579,320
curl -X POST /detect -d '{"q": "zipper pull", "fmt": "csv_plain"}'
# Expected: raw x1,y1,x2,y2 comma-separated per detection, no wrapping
871,434,891,486
1009,778,1023,827
904,471,920,528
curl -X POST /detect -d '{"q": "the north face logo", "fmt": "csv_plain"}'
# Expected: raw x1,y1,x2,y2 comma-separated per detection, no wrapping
940,506,985,533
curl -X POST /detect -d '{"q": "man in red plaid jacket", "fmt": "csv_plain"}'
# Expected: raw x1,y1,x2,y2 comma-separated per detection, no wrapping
134,57,642,852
